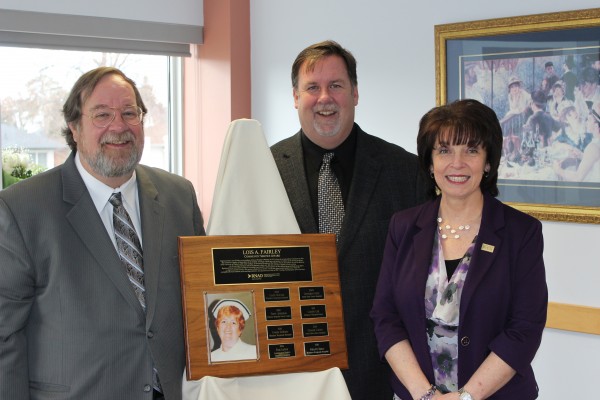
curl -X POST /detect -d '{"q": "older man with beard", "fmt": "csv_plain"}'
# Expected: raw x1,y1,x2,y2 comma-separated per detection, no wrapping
0,67,205,400
271,40,429,399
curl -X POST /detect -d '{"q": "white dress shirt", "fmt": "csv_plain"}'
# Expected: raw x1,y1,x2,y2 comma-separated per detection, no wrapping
75,152,142,250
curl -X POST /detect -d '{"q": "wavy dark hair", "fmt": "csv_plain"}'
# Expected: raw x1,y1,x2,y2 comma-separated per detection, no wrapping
61,67,147,151
416,99,503,199
291,40,358,90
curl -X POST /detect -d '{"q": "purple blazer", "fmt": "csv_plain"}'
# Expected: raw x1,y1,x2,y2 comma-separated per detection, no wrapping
371,194,547,399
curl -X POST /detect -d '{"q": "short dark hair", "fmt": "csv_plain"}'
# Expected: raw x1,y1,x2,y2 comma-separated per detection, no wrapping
61,67,147,152
564,56,575,70
580,67,600,85
291,40,358,90
531,89,548,107
416,99,503,198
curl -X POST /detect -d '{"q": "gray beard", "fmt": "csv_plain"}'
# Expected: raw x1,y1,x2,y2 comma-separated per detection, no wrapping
87,147,142,178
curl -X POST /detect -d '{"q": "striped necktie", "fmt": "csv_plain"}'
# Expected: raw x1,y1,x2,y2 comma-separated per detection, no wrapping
109,193,162,393
318,152,345,241
109,192,146,310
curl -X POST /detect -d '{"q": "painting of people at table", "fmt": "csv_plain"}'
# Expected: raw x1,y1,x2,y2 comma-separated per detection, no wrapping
461,52,600,182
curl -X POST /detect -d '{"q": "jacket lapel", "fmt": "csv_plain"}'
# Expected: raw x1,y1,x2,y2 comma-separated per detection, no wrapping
277,132,318,233
459,194,504,319
136,167,164,327
413,197,441,318
337,130,382,257
62,154,145,318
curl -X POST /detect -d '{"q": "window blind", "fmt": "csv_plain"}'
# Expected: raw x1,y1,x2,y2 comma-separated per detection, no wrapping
0,8,203,56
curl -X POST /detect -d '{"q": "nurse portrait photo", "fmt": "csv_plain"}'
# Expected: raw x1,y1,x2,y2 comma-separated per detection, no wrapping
207,293,258,363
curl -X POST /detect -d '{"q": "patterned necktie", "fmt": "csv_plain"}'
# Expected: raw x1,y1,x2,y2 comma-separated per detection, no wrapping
318,152,345,241
109,192,146,310
108,193,163,394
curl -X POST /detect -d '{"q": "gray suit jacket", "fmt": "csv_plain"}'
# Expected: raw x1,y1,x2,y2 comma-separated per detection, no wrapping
271,124,428,400
0,153,205,400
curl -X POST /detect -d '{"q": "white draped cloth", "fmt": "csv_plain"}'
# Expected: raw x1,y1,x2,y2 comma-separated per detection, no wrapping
183,367,350,400
206,118,300,235
182,119,350,400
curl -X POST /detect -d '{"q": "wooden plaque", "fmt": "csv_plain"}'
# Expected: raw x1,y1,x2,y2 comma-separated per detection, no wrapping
178,234,348,379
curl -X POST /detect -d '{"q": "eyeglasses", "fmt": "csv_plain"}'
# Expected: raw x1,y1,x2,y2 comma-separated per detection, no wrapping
83,106,144,128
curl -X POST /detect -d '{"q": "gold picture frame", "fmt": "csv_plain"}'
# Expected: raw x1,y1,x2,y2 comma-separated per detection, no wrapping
435,8,600,224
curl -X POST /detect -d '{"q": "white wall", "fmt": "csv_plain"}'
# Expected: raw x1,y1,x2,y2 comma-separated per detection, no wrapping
250,1,600,398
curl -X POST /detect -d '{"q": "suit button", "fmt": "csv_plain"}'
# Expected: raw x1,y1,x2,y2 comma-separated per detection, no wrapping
461,336,470,346
147,331,154,338
144,384,152,392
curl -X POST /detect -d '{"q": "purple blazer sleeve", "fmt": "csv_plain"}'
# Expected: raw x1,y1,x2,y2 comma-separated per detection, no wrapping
471,203,548,377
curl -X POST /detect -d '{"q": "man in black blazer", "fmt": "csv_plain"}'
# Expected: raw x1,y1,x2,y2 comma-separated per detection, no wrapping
271,40,429,399
0,67,205,399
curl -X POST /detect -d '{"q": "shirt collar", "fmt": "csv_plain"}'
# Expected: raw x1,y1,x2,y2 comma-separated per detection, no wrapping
301,123,357,170
75,152,138,213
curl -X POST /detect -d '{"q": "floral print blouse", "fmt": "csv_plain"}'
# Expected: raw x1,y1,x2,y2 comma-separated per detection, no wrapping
424,231,476,393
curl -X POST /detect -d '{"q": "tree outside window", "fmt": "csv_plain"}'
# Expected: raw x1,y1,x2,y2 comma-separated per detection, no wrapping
1,48,171,188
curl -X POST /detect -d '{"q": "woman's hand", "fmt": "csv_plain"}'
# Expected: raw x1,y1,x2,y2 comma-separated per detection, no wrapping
434,392,459,399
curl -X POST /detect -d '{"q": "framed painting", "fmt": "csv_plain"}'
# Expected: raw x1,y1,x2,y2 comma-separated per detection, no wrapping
435,8,600,224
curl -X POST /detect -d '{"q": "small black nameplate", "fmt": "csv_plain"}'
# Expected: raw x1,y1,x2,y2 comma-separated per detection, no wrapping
265,306,292,321
264,288,290,302
267,324,294,340
302,322,329,338
299,286,325,300
304,341,331,356
213,246,312,284
268,343,296,359
300,304,326,319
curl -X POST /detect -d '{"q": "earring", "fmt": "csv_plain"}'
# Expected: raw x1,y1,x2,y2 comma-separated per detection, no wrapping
483,171,489,178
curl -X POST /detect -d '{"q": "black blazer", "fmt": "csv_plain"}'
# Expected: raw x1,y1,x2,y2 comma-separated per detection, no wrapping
271,124,428,399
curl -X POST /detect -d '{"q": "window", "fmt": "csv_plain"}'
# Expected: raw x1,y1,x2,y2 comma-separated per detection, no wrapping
1,47,181,188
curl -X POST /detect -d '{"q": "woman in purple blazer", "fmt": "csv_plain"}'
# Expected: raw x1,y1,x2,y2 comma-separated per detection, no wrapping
371,100,547,400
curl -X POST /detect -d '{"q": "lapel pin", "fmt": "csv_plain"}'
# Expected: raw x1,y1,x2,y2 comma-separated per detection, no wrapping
481,243,495,253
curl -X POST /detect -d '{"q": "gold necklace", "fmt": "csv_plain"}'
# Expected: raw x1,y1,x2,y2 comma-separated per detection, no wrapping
437,217,471,240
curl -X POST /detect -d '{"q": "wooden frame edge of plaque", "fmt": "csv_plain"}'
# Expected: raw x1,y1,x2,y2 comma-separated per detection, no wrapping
178,233,349,380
